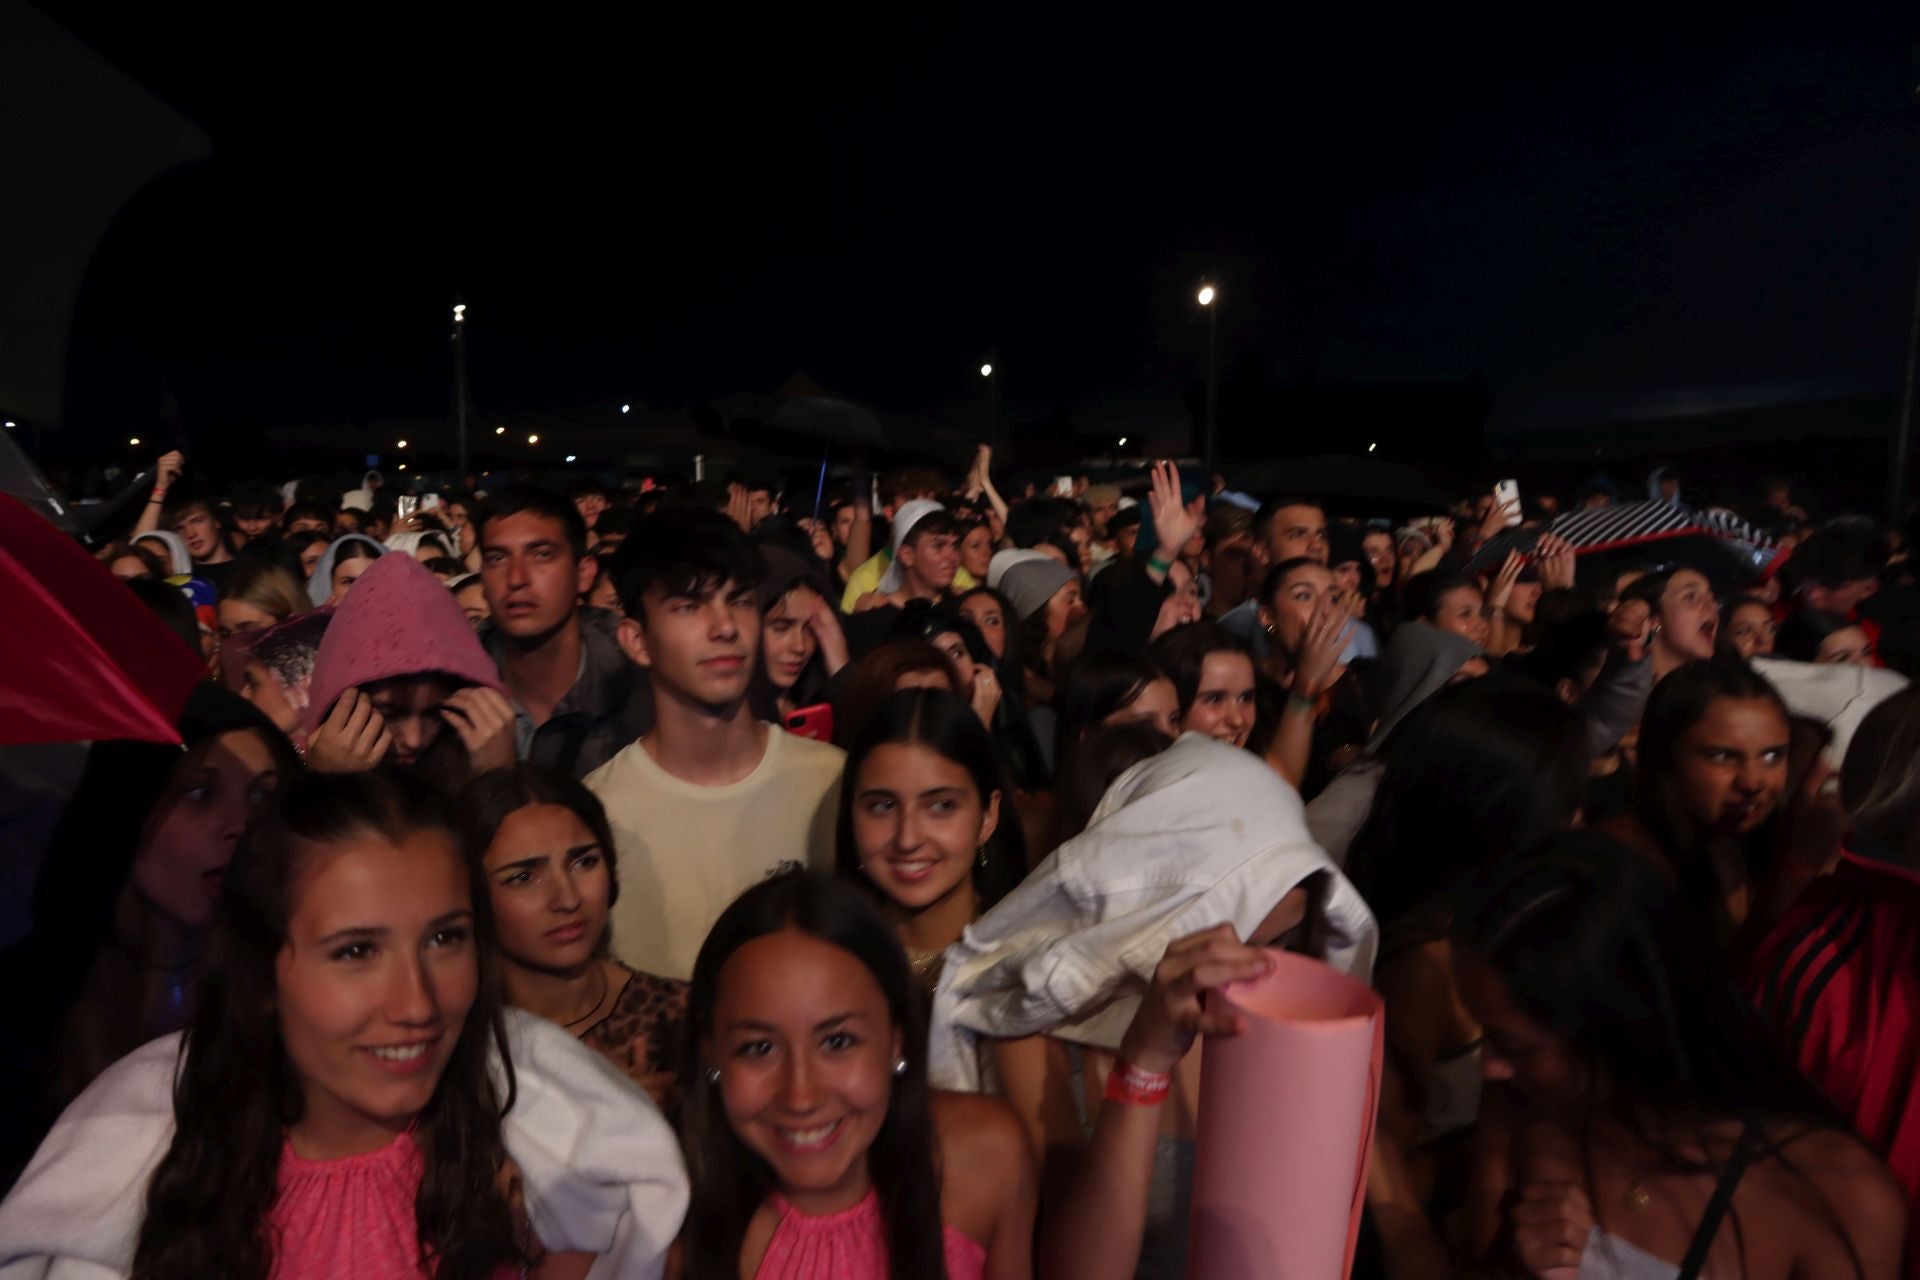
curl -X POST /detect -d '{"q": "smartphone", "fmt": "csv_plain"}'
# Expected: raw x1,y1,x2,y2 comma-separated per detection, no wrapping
785,703,834,744
419,494,442,511
1052,475,1074,498
1494,479,1522,527
396,495,419,522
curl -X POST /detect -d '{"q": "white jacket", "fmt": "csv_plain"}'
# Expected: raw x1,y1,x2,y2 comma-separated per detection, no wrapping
0,1009,688,1279
929,734,1378,1090
1753,655,1908,767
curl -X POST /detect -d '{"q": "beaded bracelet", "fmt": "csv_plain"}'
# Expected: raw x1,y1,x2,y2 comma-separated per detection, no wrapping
1104,1058,1173,1107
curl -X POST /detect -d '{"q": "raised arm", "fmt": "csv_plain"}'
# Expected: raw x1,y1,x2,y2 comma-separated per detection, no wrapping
132,450,185,538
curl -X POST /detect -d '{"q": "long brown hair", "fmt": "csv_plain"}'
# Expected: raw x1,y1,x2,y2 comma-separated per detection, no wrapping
131,770,522,1279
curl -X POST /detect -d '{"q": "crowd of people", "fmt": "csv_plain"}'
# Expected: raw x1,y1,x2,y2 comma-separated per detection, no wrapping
2,440,1920,1278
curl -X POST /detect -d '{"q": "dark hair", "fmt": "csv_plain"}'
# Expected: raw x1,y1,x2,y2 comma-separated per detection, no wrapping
567,476,613,502
102,539,170,578
1149,621,1254,717
1045,722,1174,856
1401,570,1480,624
1253,494,1325,543
132,771,521,1280
333,537,382,570
1840,687,1920,868
1257,555,1329,608
1345,674,1589,944
836,689,1025,912
1454,829,1865,1272
282,528,330,560
1774,610,1859,663
1717,596,1777,660
678,872,945,1280
334,508,368,533
1783,520,1886,594
1005,498,1078,565
613,509,764,622
478,484,588,559
281,501,335,532
1053,652,1169,767
460,764,623,919
1634,660,1791,923
898,507,957,547
833,640,958,749
1516,608,1610,695
229,487,281,520
162,495,225,536
422,555,466,578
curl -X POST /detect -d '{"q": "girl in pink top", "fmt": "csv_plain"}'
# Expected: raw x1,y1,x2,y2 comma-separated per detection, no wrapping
677,872,1035,1279
128,769,583,1278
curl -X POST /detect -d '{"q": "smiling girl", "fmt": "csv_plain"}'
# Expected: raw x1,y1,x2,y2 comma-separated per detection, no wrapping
678,870,1035,1279
836,689,1025,992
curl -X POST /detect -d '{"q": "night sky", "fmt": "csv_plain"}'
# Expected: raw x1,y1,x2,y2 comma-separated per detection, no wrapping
37,5,1920,455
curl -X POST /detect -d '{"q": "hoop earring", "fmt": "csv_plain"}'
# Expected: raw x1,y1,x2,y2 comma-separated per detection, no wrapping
977,844,988,870
892,1058,908,1077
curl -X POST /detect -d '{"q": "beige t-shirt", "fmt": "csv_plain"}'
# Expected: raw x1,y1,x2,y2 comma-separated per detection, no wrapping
586,727,845,980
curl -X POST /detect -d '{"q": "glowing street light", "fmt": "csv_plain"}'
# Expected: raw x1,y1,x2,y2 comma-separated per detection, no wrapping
1197,284,1216,307
4,421,15,429
565,454,578,463
494,425,506,435
452,303,467,324
620,403,631,414
979,363,993,378
128,437,141,446
396,439,408,449
1118,436,1128,447
398,463,408,471
527,433,540,445
1197,279,1220,476
1368,442,1378,453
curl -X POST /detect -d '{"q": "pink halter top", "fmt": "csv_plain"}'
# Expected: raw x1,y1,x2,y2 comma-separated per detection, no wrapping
753,1190,986,1280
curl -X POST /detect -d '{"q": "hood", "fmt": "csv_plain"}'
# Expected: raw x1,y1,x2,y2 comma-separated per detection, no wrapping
877,499,945,595
928,733,1377,1089
306,534,386,607
384,529,457,559
1365,621,1484,753
304,551,505,733
132,530,192,576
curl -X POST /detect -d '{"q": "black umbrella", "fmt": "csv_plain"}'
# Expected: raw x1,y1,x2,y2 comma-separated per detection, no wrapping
1464,500,1781,587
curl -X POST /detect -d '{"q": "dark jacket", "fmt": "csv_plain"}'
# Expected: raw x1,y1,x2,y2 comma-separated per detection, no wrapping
483,607,649,779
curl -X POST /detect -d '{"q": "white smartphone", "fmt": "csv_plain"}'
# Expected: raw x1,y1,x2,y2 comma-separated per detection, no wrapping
1494,479,1522,527
1052,475,1074,498
419,493,442,511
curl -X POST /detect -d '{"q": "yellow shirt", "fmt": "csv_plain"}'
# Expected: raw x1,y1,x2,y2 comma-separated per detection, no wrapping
586,727,845,980
839,550,978,612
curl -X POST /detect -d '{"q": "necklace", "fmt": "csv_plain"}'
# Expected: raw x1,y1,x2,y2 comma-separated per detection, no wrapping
561,964,612,1030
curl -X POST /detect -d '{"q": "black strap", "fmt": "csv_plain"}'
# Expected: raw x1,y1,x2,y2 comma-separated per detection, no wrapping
1675,1125,1760,1280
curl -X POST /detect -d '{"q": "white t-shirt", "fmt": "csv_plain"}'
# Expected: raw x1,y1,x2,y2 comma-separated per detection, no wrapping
586,727,845,980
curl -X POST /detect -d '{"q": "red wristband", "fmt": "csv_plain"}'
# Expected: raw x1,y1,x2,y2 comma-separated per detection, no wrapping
1104,1058,1172,1107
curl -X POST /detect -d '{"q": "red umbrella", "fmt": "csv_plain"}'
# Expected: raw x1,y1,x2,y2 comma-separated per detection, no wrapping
0,494,205,745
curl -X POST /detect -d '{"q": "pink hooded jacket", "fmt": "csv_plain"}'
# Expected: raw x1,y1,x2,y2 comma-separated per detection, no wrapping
304,552,506,735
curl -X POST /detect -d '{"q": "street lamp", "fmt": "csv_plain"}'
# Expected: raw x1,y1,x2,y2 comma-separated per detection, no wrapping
128,437,141,446
495,425,506,436
396,439,408,449
980,355,999,448
527,433,540,445
1197,281,1219,478
452,297,470,479
621,403,631,414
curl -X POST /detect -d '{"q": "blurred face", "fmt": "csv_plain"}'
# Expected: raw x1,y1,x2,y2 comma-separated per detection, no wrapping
276,828,477,1158
1265,504,1328,565
763,587,823,692
1672,696,1789,837
298,539,328,578
833,505,856,547
110,555,153,581
218,598,280,641
1816,624,1874,667
1813,577,1881,616
365,675,461,766
134,729,281,928
242,662,301,737
1656,570,1718,663
959,594,1007,659
959,525,994,581
894,668,954,694
234,512,277,541
1396,535,1429,580
329,555,374,606
1362,531,1394,586
1105,676,1181,738
1723,602,1776,660
173,506,224,560
482,512,590,641
574,492,608,529
746,490,775,528
288,514,331,536
1455,950,1585,1108
1504,578,1542,626
1330,559,1364,605
1115,524,1140,558
622,579,761,707
802,519,836,562
483,803,611,973
708,929,902,1216
852,742,997,913
334,512,365,535
1182,651,1257,748
1043,579,1086,642
455,581,492,628
1152,559,1202,640
1260,563,1338,656
927,630,977,691
899,529,961,595
1431,585,1489,648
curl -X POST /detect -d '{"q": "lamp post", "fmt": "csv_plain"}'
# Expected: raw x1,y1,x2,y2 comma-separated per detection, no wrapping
452,298,470,481
1197,282,1219,479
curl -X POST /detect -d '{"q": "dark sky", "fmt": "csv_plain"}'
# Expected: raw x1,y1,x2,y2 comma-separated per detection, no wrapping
40,5,1920,449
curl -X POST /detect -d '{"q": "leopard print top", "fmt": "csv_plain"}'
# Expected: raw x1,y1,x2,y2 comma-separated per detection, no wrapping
579,964,689,1103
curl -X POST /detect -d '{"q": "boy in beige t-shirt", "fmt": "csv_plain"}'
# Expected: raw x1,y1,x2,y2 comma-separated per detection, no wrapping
585,510,844,979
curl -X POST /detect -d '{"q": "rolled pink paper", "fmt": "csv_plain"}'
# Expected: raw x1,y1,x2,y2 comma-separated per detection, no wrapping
1188,950,1384,1280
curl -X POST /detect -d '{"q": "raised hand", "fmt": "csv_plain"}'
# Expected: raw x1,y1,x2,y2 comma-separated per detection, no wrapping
305,688,392,772
968,664,1002,728
1117,923,1275,1075
1535,534,1577,591
1486,550,1525,614
441,686,518,771
1293,596,1350,700
1509,1180,1595,1279
803,589,851,676
1147,460,1203,569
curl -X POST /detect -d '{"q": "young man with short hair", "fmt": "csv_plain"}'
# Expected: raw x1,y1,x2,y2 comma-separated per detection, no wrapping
585,509,844,979
477,484,639,778
1218,495,1329,652
839,467,978,609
